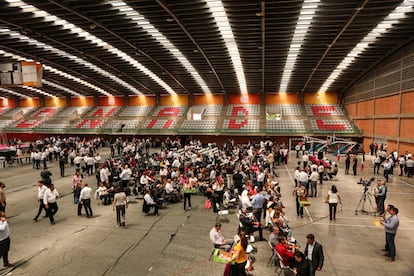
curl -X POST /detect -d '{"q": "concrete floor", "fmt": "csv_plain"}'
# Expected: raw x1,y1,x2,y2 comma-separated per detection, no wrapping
0,148,413,276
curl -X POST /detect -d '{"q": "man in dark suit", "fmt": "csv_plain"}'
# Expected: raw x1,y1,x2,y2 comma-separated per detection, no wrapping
304,233,324,276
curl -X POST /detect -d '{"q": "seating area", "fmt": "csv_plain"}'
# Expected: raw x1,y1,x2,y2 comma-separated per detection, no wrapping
74,119,105,129
56,107,90,118
87,106,120,117
222,119,260,132
0,120,13,129
226,105,261,116
179,120,217,132
311,119,353,133
194,105,223,116
152,106,187,117
40,121,71,130
266,104,302,116
1,107,36,118
305,104,344,116
0,107,11,115
266,120,306,133
14,119,43,129
118,106,153,117
143,119,177,129
32,107,61,118
105,119,141,129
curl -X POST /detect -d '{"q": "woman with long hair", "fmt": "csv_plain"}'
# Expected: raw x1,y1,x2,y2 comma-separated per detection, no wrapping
327,185,341,221
230,230,248,275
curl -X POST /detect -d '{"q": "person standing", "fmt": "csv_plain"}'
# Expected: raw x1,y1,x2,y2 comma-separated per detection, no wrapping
293,182,307,218
292,251,310,276
0,182,6,212
0,212,13,268
380,206,399,262
327,185,341,221
352,155,358,176
183,178,193,212
112,187,128,227
304,233,324,276
79,183,93,218
309,168,319,197
33,180,48,222
229,230,248,276
59,153,66,177
375,180,387,215
44,183,60,225
344,154,350,175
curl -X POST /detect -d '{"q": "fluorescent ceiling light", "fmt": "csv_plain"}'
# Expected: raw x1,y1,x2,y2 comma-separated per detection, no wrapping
279,0,321,93
107,0,210,94
207,0,247,94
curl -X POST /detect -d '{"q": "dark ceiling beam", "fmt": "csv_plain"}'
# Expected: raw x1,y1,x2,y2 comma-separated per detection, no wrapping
301,0,370,93
47,0,188,94
155,0,226,94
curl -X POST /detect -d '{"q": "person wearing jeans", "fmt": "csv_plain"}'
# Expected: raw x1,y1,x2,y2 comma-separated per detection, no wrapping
381,206,399,262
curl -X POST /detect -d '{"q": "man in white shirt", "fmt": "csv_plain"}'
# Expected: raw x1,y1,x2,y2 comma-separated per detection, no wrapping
43,183,60,225
80,183,93,218
119,164,132,188
0,212,13,267
209,223,232,251
33,180,48,221
100,164,110,186
143,189,159,216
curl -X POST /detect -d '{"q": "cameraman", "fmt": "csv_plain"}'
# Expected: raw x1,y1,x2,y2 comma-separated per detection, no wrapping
375,180,387,215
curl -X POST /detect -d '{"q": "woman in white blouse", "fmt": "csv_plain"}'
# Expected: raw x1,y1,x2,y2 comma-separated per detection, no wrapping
327,185,341,221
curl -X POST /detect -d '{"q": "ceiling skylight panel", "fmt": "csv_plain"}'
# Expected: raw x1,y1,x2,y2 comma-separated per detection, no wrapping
318,0,414,92
108,1,211,94
279,0,321,93
8,0,177,95
207,0,247,94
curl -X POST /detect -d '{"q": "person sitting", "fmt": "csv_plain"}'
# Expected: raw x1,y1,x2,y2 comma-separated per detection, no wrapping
292,251,310,276
328,164,339,180
275,236,296,267
96,182,111,205
143,189,159,216
164,178,180,203
239,208,264,241
209,223,233,251
269,226,284,248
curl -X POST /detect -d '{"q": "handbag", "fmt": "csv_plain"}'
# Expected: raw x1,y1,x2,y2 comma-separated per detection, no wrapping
323,195,329,203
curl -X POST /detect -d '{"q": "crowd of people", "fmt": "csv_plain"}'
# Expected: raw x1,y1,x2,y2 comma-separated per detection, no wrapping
0,136,405,272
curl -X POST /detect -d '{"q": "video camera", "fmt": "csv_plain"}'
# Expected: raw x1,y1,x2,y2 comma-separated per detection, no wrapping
357,177,375,190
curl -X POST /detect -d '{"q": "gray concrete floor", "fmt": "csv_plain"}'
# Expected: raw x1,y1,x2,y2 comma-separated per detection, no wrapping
0,149,413,276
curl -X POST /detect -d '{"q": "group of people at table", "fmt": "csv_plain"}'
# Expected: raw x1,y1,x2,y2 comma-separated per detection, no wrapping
209,180,324,276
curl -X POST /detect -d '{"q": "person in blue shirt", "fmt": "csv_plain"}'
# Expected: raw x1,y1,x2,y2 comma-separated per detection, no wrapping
380,206,399,262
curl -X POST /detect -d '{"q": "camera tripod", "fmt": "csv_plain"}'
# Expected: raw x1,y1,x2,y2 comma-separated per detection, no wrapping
355,187,376,215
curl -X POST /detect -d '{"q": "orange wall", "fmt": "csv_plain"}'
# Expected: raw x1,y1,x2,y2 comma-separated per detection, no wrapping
304,92,338,104
71,97,94,107
374,119,399,137
265,93,298,104
160,95,189,106
0,98,15,108
228,94,261,104
20,98,40,107
194,94,224,105
44,97,66,107
401,91,414,114
356,119,373,136
399,142,414,155
98,96,124,106
400,118,414,138
128,96,155,106
375,95,400,115
357,100,374,116
346,103,357,117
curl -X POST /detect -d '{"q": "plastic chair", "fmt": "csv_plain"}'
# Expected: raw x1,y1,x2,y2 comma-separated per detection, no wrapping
275,251,292,276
